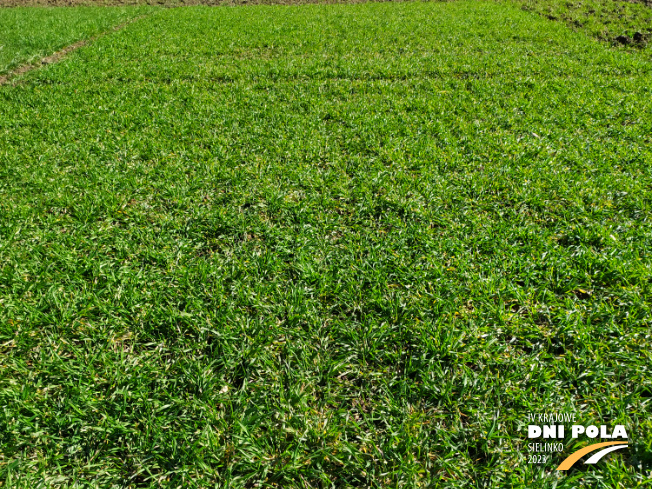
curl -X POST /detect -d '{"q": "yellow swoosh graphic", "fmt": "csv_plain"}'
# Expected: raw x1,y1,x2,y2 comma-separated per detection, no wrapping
557,442,628,470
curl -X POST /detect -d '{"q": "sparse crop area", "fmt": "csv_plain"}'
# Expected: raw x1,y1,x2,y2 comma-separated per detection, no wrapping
1,2,651,487
514,0,652,48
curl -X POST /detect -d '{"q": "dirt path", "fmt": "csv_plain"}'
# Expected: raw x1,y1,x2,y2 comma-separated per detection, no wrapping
0,14,150,86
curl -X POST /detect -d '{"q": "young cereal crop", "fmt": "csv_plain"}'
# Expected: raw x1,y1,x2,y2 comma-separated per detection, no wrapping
0,6,153,75
0,1,651,487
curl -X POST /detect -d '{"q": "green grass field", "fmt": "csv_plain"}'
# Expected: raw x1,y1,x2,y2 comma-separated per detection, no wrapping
0,6,153,75
1,2,651,487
